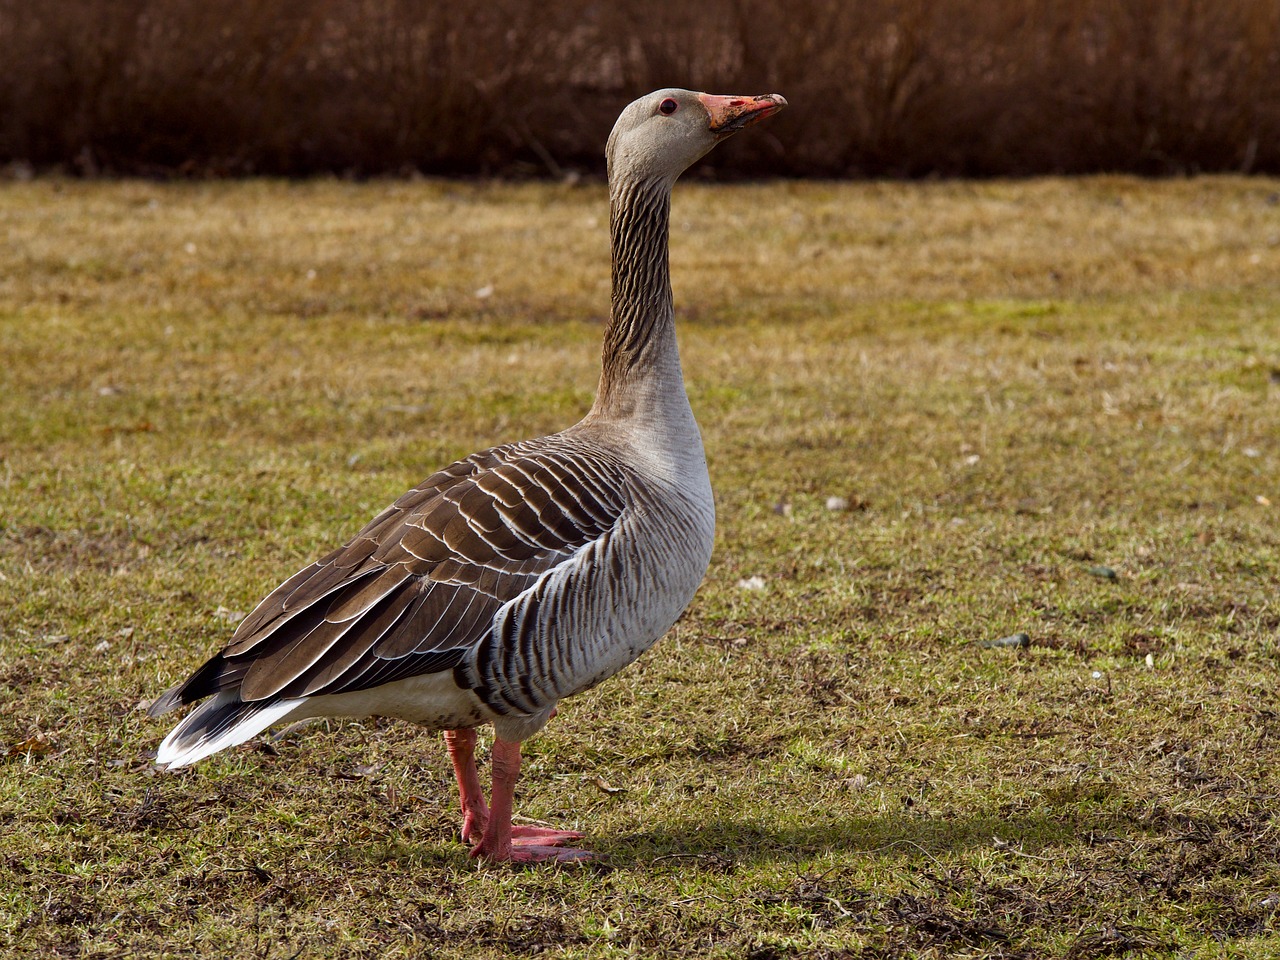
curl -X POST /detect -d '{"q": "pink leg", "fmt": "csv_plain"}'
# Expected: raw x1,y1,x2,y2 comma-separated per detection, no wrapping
469,738,591,863
443,729,488,843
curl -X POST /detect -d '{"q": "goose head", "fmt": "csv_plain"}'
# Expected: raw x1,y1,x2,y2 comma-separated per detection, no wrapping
606,88,787,186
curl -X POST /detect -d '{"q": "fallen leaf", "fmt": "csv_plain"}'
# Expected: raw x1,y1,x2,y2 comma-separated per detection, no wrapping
6,734,54,759
594,776,625,795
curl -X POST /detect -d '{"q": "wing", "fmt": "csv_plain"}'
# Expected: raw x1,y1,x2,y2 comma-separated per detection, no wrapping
153,438,629,712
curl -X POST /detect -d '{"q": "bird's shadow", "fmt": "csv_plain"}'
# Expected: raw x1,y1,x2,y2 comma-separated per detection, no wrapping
361,808,1129,872
592,811,1081,869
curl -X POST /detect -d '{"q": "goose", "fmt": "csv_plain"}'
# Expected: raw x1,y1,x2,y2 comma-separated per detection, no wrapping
149,88,787,863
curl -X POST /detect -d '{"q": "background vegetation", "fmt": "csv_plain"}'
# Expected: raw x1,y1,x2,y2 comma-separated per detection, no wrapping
3,0,1280,178
2,176,1279,956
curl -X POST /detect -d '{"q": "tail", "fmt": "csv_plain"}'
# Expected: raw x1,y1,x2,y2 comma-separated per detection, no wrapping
154,690,305,769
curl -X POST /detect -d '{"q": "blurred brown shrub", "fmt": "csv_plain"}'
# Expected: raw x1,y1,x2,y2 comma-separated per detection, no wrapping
2,0,1278,177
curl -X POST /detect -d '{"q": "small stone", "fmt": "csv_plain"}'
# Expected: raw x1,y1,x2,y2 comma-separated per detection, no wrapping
1088,565,1118,580
825,496,849,512
736,575,766,591
475,284,494,299
981,632,1030,649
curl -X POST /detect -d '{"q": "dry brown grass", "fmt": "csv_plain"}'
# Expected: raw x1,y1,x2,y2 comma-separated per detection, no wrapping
1,176,1280,957
3,0,1280,177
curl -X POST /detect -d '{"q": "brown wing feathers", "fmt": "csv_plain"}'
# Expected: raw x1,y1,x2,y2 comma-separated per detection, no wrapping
154,442,629,715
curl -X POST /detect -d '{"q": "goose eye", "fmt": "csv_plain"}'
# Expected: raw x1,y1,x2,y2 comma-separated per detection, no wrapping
659,98,678,116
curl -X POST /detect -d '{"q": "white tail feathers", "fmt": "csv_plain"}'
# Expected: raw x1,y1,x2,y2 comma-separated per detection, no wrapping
155,692,305,769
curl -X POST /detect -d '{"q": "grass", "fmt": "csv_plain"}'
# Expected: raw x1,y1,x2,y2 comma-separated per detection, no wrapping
1,175,1279,958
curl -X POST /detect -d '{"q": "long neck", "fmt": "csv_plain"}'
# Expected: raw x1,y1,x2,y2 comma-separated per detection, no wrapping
593,177,681,418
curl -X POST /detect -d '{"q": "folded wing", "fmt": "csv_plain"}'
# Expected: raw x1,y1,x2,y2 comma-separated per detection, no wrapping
150,439,629,715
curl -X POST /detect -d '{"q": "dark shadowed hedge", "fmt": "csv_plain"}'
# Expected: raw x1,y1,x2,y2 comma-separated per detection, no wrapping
3,0,1279,178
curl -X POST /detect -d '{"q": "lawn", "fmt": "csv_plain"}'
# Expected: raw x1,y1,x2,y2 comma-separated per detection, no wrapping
2,175,1279,958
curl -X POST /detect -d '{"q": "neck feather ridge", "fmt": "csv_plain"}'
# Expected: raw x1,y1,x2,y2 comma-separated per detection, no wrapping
596,178,676,412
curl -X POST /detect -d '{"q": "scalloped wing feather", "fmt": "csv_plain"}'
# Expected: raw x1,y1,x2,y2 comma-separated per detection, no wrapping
160,439,629,710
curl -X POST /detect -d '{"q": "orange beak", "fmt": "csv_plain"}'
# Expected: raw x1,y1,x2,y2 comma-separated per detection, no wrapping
699,93,788,138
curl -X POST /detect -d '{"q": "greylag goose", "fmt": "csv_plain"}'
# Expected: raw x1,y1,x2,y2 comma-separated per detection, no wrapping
149,88,786,863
